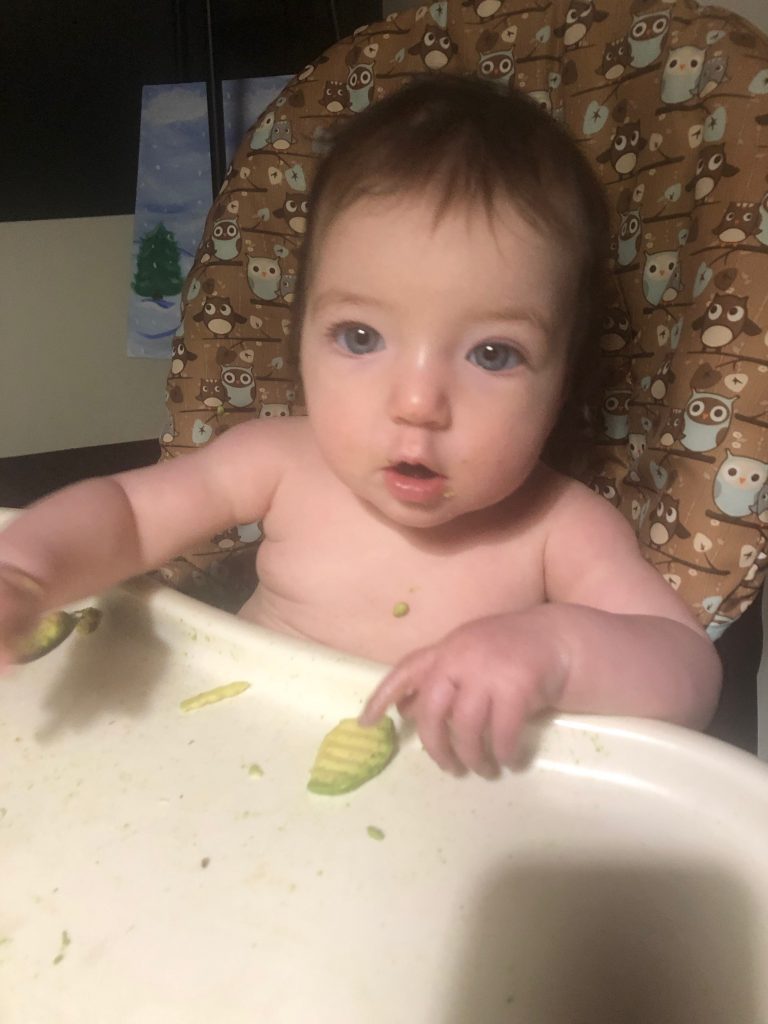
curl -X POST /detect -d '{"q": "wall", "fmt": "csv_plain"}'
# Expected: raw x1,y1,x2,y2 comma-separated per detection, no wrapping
0,216,169,458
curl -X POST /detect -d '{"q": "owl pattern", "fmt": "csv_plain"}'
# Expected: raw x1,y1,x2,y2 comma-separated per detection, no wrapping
161,0,768,638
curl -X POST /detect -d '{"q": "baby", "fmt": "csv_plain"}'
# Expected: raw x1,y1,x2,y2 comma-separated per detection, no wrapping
0,75,721,776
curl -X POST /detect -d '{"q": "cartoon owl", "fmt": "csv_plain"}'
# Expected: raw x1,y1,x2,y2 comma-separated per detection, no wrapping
259,403,290,418
685,144,739,202
650,357,675,401
211,217,241,261
752,483,768,523
192,297,246,336
659,407,685,446
409,28,458,70
691,293,760,350
627,10,670,69
269,118,293,151
346,62,375,112
220,366,256,408
713,202,759,243
196,379,227,409
249,111,275,151
699,55,728,98
602,388,631,439
170,337,197,377
600,307,634,351
597,121,646,177
274,194,309,234
616,209,642,266
642,251,681,306
524,89,552,114
756,190,768,247
553,1,608,48
714,451,768,518
681,390,735,452
649,495,690,547
660,46,705,105
590,475,621,506
479,46,516,87
628,432,647,464
320,81,347,112
598,37,631,81
280,270,297,302
247,255,282,301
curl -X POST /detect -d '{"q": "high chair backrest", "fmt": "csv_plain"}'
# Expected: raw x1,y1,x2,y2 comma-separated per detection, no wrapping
161,0,768,637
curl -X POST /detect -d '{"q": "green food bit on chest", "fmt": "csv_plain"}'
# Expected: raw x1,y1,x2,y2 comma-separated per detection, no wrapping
392,601,410,618
366,825,385,841
248,763,264,778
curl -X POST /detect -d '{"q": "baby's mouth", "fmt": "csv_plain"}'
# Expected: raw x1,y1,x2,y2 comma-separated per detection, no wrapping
391,460,440,479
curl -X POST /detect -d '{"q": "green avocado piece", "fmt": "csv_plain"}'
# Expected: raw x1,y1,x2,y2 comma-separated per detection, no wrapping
15,612,77,663
308,716,397,796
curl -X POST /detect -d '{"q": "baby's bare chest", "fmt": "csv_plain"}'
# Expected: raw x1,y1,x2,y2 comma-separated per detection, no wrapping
249,484,548,663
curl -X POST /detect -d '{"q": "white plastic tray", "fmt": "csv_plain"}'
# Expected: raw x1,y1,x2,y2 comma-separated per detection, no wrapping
2,575,768,1023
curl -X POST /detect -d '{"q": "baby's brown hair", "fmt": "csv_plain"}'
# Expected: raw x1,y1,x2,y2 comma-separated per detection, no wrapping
291,73,610,454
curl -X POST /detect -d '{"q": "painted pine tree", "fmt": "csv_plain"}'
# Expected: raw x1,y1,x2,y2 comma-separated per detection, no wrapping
132,223,183,300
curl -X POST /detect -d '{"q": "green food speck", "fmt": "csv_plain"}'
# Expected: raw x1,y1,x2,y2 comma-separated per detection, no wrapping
367,825,385,841
52,930,70,966
248,763,264,778
392,601,410,618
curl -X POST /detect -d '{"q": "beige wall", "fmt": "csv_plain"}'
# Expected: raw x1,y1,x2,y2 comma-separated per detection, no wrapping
0,216,168,458
2,0,764,458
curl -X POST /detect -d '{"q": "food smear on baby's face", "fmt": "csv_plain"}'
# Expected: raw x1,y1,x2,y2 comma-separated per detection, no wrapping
308,716,397,795
180,681,251,712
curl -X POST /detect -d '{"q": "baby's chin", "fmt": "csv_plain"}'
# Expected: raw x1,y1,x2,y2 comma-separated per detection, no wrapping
364,489,506,533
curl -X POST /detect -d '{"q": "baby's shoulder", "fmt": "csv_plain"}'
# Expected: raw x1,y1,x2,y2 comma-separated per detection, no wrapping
223,413,313,459
536,465,634,540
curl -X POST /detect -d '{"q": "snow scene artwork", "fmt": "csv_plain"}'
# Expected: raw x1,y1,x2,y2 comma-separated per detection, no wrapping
128,77,290,358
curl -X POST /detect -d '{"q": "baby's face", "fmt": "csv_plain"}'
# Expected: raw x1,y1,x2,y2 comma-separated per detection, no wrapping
300,191,575,528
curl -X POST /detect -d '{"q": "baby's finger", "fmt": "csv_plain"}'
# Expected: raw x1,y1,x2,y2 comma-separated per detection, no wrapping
488,688,529,767
414,677,463,774
448,686,495,777
359,650,432,725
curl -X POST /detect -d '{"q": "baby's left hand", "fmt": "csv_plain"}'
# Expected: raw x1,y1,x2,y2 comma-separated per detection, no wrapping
359,610,567,777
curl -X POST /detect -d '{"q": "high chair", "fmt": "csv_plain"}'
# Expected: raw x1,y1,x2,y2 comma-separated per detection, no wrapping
158,0,768,739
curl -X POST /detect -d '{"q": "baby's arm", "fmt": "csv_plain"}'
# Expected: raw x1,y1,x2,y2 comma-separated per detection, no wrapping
0,418,289,667
361,482,722,775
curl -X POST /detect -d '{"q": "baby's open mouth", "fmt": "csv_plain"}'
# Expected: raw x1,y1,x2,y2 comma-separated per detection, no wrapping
391,461,440,479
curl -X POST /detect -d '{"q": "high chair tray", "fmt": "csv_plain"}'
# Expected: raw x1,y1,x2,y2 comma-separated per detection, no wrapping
2,575,768,1023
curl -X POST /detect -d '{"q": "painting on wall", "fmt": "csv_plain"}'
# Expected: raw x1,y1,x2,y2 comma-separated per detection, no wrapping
127,76,290,358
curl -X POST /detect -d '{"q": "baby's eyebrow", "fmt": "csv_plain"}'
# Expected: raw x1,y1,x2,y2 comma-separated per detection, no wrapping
309,289,389,315
481,305,553,335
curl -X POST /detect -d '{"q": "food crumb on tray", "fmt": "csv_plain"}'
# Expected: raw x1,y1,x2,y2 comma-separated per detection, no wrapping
52,929,71,966
366,825,385,841
180,681,250,712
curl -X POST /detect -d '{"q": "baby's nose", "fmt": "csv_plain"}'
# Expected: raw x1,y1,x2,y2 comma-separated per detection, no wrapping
387,366,451,430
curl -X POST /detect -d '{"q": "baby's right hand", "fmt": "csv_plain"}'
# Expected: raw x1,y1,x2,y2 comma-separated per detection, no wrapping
0,565,44,674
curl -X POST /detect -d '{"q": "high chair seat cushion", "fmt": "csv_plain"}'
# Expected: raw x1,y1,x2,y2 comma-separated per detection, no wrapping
160,0,768,638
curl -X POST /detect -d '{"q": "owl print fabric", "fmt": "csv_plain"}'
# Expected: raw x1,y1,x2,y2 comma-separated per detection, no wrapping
161,0,768,637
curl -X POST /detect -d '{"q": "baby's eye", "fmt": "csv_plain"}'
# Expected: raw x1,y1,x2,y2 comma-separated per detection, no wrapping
467,341,522,372
333,322,383,355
